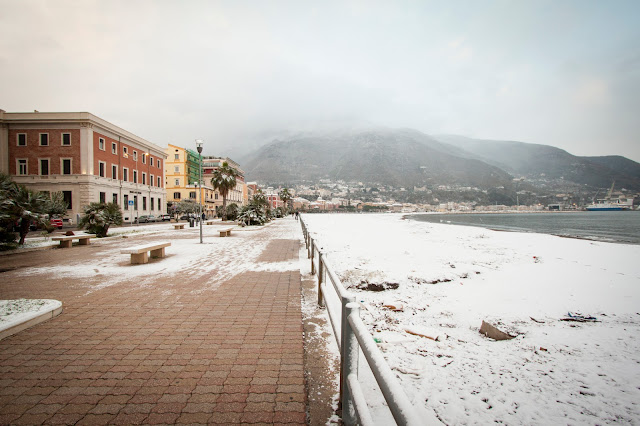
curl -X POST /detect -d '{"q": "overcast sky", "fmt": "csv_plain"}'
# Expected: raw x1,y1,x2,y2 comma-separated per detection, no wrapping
1,0,639,161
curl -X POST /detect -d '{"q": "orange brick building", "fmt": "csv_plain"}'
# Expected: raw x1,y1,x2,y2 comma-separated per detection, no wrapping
0,110,167,223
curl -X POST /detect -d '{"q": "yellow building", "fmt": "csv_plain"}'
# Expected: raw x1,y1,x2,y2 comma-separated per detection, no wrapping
165,144,218,217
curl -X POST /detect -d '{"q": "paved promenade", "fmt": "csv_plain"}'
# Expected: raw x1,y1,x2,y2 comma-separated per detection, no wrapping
0,220,307,425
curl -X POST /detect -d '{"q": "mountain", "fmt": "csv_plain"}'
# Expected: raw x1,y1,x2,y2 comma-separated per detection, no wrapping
241,128,513,188
240,128,640,198
434,135,640,190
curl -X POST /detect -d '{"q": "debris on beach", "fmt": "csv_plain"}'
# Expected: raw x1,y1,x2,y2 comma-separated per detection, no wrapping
479,320,516,341
405,326,442,341
356,280,399,292
383,302,404,312
560,312,598,322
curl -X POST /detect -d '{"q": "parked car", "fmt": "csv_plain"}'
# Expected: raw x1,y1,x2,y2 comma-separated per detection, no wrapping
49,218,63,229
159,214,171,221
136,215,157,223
179,214,195,220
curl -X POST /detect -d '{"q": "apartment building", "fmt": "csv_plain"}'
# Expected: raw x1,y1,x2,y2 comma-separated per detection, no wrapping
202,156,247,207
165,144,218,217
0,110,166,223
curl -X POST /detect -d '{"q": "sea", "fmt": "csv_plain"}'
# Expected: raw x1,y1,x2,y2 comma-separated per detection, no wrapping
407,211,640,245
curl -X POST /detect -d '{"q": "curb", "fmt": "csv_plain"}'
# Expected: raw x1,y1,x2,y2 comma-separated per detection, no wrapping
0,300,63,341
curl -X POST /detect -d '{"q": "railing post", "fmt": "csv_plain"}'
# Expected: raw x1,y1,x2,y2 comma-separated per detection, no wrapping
318,253,325,307
339,293,356,414
310,240,316,275
342,302,360,425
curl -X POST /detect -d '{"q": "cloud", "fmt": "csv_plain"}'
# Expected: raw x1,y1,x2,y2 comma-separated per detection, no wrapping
0,0,639,162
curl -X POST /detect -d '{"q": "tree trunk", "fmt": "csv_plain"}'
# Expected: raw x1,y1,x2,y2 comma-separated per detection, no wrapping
222,196,227,221
18,218,30,245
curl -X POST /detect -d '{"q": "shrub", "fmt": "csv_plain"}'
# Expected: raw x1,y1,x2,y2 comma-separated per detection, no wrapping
78,202,123,237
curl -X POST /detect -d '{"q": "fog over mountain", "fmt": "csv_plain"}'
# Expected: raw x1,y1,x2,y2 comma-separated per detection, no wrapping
240,127,640,194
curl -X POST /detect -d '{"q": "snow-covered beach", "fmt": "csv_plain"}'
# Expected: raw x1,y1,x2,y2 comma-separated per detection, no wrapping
302,213,640,425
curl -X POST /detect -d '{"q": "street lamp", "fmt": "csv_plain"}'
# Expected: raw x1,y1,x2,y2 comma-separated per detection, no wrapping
196,139,204,244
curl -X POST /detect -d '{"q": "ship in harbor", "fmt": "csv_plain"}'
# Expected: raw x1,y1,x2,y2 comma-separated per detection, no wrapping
585,182,634,211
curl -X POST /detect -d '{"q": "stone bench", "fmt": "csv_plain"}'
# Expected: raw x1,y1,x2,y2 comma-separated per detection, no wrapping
173,224,185,230
121,242,171,264
205,220,215,225
52,235,92,248
218,227,233,237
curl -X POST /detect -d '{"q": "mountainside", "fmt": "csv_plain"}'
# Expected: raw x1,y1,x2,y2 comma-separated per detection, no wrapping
434,135,640,190
240,128,640,194
241,129,512,188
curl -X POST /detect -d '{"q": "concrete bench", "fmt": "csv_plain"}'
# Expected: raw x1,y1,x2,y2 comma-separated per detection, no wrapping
52,235,92,248
218,227,233,237
205,220,215,225
173,224,185,230
121,242,171,264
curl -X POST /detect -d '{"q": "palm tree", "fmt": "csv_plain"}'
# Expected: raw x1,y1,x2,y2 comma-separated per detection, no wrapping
210,162,239,221
278,188,292,214
78,202,123,237
10,186,49,245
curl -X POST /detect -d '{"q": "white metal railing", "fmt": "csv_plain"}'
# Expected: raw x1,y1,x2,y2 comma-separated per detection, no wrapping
300,216,423,426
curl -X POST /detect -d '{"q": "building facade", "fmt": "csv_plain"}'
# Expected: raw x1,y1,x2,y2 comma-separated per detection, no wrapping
202,156,247,208
0,110,166,223
164,144,218,217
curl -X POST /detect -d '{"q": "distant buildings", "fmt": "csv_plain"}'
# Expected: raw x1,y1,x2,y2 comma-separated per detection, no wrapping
0,110,167,223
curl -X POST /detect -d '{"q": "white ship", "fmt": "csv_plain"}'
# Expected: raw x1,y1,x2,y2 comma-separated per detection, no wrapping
585,182,634,211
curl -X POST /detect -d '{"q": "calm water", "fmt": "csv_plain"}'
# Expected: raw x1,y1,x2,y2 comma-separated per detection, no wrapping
408,211,640,245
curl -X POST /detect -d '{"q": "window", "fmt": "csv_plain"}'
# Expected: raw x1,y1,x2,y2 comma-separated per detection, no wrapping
63,191,72,209
157,198,161,210
99,192,106,203
174,153,179,160
133,196,138,210
17,133,27,146
133,151,137,161
215,193,219,200
174,166,179,173
40,133,49,146
143,197,147,210
189,191,196,199
174,192,181,199
17,159,28,175
62,133,71,146
133,170,138,183
157,177,161,187
142,173,146,185
112,142,117,154
61,158,72,175
157,159,161,168
150,174,154,187
98,161,105,177
142,154,146,164
123,146,128,158
40,159,49,175
113,194,118,204
124,195,129,210
123,168,128,182
174,178,179,186
112,165,117,179
150,198,154,210
149,156,153,165
99,138,105,150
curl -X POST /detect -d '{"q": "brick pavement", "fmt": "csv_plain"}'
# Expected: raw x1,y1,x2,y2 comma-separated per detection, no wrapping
0,228,306,425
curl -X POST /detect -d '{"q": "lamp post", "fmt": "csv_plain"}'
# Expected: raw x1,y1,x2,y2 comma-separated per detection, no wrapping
196,139,204,244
